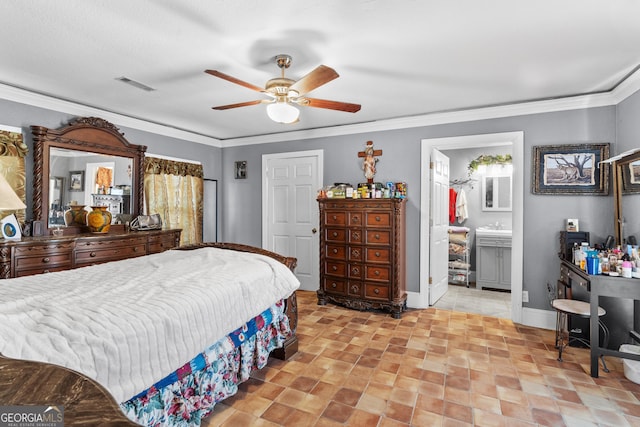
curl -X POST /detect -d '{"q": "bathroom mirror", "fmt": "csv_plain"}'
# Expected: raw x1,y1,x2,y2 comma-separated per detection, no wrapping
482,175,512,211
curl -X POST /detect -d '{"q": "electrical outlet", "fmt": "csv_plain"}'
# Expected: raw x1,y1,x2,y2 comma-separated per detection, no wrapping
522,290,529,303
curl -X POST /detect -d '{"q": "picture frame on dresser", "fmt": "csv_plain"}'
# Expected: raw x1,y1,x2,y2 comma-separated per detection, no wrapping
531,143,610,195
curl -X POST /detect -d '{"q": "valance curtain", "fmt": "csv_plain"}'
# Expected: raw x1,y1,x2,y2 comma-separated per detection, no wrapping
144,157,203,246
0,129,28,224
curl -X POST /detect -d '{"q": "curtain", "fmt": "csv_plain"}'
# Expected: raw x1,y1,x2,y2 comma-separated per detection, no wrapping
0,128,28,224
144,157,203,246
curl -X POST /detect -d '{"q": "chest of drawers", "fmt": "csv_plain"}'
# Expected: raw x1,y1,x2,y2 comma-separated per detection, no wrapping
317,198,406,318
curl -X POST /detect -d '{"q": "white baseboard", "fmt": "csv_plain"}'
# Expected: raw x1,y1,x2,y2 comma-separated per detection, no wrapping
406,291,429,309
521,307,556,330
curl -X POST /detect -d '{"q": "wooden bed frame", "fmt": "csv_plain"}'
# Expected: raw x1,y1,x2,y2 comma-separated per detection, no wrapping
0,242,299,426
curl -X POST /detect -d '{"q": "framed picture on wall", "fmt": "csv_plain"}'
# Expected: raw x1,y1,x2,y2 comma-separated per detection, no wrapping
235,161,247,179
69,170,84,191
531,143,610,195
622,157,640,194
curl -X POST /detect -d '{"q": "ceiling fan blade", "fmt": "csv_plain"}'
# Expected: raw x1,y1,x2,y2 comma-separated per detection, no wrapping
211,100,266,110
289,65,339,96
205,70,264,92
302,97,361,113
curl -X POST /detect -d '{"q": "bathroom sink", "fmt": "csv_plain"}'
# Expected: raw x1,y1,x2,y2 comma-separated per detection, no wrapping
476,226,512,236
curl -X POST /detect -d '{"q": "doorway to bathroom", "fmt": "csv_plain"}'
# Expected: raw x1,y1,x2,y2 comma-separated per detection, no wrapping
419,132,524,323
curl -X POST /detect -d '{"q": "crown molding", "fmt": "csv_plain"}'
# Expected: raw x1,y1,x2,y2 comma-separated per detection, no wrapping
0,83,223,148
1,68,639,148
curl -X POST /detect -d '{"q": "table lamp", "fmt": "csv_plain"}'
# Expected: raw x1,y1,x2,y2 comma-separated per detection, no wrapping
0,173,26,240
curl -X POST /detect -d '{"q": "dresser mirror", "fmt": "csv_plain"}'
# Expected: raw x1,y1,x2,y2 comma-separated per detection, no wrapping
32,117,146,235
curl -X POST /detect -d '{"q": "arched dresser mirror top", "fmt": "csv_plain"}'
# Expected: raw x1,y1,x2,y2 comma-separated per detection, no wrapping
32,117,147,235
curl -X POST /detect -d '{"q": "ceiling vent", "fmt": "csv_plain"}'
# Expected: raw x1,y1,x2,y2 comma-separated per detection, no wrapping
115,76,156,92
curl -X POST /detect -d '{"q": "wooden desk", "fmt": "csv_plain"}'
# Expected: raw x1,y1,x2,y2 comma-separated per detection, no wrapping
590,274,640,377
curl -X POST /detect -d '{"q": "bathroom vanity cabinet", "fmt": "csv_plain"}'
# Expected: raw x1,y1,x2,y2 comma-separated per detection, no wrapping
476,231,512,290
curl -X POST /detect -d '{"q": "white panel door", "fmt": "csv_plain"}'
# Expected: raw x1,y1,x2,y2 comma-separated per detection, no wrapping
429,148,450,305
263,151,322,291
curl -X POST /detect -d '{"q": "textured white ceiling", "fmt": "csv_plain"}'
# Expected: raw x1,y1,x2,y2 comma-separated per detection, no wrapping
0,1,638,142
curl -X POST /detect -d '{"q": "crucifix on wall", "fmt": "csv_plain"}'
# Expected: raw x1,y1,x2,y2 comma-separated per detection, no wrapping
357,141,382,183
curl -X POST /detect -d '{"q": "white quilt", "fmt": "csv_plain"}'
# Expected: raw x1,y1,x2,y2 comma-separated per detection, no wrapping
0,247,300,403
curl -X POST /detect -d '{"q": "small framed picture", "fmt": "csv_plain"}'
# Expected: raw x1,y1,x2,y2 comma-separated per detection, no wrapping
235,161,247,179
69,170,84,191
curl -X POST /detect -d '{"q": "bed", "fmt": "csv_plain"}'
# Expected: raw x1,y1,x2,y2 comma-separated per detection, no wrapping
0,242,300,426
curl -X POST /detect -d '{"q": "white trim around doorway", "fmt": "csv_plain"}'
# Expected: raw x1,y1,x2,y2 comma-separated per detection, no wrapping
414,131,524,324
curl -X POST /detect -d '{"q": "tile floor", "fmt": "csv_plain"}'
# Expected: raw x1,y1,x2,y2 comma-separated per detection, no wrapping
433,284,512,319
203,290,640,426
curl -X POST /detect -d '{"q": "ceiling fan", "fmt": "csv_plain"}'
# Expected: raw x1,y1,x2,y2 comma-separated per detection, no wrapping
205,54,361,124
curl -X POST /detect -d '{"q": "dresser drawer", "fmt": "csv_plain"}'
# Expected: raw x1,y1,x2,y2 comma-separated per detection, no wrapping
365,265,390,282
12,242,73,277
325,211,346,226
323,277,346,295
366,230,391,245
15,253,72,270
76,236,147,251
348,263,363,279
75,244,146,265
366,247,390,263
476,236,512,247
348,229,363,243
348,212,363,226
325,260,347,277
148,234,177,254
348,281,363,297
348,246,363,261
326,244,347,260
325,228,347,242
15,265,71,277
366,212,391,227
365,283,390,300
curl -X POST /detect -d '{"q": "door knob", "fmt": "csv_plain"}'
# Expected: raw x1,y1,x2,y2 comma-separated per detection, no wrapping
312,228,317,234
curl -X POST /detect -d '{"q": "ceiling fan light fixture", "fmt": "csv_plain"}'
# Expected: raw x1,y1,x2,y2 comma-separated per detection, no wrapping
267,101,299,124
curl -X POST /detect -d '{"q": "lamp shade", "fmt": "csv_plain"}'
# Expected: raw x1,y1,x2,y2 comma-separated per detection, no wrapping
266,102,300,124
0,173,26,210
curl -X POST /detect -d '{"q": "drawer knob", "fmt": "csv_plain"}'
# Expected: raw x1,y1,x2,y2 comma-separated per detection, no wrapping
333,248,338,254
42,257,50,263
332,232,338,237
90,252,96,257
351,285,359,293
374,270,380,276
331,282,337,288
332,215,337,220
375,251,380,257
352,267,359,274
374,234,380,240
332,266,337,271
375,216,381,221
133,247,139,252
374,288,380,295
43,270,50,274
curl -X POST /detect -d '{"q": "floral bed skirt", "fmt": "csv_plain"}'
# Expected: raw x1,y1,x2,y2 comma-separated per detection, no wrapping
121,300,291,426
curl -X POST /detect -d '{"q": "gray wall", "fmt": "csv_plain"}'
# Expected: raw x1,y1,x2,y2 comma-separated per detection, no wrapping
222,105,620,311
4,87,640,313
